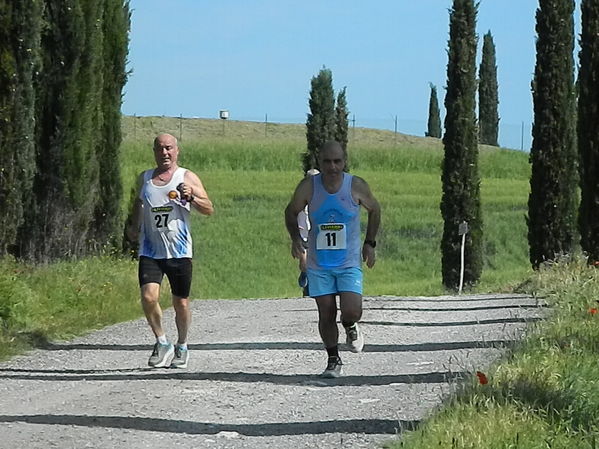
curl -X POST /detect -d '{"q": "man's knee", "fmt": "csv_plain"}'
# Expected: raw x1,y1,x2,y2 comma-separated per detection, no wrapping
340,293,363,321
172,296,190,312
141,283,161,305
315,296,337,323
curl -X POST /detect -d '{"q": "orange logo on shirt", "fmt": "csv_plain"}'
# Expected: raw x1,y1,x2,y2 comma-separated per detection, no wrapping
168,190,178,199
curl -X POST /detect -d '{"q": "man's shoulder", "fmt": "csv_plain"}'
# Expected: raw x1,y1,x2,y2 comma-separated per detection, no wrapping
181,167,201,178
350,175,370,190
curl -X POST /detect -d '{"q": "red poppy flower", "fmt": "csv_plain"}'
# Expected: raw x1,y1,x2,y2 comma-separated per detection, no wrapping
475,371,488,385
589,308,598,315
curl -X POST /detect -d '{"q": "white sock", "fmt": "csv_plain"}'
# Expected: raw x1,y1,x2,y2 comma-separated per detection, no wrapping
177,342,188,350
156,334,168,345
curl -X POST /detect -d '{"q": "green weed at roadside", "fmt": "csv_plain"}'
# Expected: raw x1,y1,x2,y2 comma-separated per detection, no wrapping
386,258,599,449
0,255,171,359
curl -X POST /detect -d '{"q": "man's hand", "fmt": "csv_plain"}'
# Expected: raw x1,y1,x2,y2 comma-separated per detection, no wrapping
126,223,139,243
291,238,306,260
362,243,376,268
177,182,194,201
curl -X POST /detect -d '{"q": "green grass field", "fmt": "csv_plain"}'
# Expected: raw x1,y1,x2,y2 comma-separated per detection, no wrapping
120,117,531,299
386,259,599,449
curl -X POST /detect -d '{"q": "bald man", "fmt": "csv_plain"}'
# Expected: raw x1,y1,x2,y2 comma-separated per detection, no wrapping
127,133,214,369
285,141,381,378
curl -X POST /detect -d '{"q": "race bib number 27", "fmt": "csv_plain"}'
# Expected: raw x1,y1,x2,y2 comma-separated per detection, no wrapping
316,223,347,250
151,206,174,232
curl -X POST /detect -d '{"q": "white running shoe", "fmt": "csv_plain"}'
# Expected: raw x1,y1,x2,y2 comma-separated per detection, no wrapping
148,342,174,368
170,345,189,369
345,323,364,353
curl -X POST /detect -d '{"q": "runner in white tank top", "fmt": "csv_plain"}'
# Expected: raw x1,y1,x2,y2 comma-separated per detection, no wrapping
127,133,214,369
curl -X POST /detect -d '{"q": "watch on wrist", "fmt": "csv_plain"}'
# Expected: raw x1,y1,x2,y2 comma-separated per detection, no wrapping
364,239,376,248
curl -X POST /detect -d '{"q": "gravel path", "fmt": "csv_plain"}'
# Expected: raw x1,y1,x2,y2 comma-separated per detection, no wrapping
0,293,546,449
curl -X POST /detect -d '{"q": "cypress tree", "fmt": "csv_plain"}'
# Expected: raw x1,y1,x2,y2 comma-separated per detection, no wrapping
0,0,41,256
528,0,577,268
478,31,499,146
440,0,483,289
334,86,349,170
578,0,599,262
426,83,442,138
18,0,89,261
93,0,130,249
304,67,335,172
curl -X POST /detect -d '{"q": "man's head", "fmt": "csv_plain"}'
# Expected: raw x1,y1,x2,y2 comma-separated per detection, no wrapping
153,133,179,170
317,141,345,177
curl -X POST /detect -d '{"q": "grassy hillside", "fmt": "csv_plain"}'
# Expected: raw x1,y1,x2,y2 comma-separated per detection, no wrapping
121,114,445,149
120,115,531,299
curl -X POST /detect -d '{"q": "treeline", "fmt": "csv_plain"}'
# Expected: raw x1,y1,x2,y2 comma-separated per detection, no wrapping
0,0,130,262
440,0,599,290
426,29,498,146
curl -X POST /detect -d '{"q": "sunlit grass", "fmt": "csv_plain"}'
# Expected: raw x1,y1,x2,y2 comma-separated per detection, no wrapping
386,258,599,448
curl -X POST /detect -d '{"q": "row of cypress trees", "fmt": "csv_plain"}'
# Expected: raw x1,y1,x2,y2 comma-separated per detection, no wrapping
530,0,599,268
442,0,599,289
0,0,130,262
426,31,499,146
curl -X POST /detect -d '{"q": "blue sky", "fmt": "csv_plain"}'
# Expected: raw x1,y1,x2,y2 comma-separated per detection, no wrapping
122,1,582,150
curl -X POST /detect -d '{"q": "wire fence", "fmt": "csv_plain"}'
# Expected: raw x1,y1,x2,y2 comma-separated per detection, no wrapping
230,114,533,151
127,112,532,151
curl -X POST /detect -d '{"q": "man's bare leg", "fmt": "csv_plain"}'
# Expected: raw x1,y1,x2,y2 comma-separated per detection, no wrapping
141,283,165,337
172,296,191,345
314,294,338,348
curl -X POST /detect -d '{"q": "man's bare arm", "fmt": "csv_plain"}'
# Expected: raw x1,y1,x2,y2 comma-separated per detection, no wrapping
183,171,214,216
285,177,312,259
126,172,145,242
353,176,381,268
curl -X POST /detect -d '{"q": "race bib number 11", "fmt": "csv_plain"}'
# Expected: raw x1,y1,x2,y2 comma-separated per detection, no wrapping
316,223,347,250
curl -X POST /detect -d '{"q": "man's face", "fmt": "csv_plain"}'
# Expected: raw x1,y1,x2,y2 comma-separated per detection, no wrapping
318,145,345,177
153,136,179,169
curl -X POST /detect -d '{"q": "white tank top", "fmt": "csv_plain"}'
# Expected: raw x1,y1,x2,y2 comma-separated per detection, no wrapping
139,167,193,259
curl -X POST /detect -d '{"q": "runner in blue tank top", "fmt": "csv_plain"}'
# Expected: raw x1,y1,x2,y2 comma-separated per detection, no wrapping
285,141,381,378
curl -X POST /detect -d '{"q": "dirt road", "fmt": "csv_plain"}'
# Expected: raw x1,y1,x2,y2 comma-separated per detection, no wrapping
0,293,545,449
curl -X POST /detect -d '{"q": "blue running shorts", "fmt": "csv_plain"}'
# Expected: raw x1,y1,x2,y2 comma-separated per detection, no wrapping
306,266,363,297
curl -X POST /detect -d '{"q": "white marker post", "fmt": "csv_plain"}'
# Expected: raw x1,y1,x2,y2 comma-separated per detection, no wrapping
458,221,469,295
219,109,229,136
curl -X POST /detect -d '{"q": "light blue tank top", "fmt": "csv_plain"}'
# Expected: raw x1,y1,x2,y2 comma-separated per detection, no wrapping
307,173,361,269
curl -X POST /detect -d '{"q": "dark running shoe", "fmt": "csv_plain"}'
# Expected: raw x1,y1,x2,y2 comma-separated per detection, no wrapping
321,356,343,378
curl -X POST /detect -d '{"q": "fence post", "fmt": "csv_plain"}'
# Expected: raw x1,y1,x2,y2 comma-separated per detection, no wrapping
458,221,469,294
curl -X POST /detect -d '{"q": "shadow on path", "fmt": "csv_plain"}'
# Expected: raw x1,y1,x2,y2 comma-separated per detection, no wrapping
0,414,418,436
0,369,468,386
23,340,518,353
365,304,548,312
362,317,542,327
